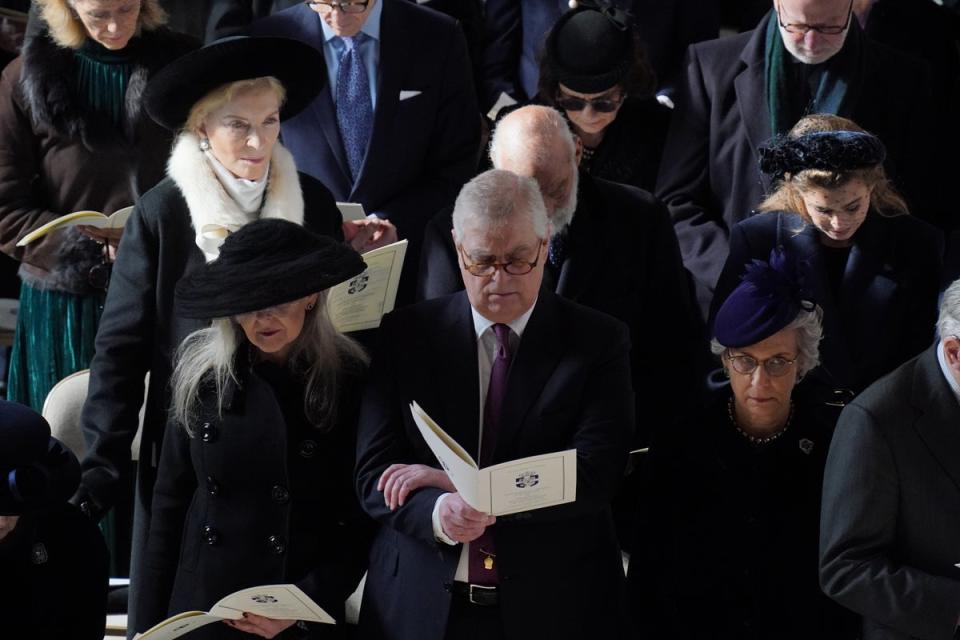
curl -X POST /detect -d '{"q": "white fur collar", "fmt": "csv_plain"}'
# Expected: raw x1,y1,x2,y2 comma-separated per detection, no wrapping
167,132,305,260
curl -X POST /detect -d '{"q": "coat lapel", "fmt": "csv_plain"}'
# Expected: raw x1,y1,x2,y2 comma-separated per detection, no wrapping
839,215,897,335
492,293,565,464
734,14,774,173
556,178,604,301
910,347,960,494
350,0,403,199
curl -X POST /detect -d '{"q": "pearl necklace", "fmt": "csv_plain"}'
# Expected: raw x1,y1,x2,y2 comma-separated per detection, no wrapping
727,398,793,445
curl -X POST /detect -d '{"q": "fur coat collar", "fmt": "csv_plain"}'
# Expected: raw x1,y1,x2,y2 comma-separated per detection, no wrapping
167,132,305,261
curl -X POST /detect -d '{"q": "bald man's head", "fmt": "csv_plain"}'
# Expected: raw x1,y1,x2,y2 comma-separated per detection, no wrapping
489,106,580,233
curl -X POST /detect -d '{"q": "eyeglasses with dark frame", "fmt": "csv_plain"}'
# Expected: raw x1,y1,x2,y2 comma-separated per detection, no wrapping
725,352,799,377
555,91,626,114
304,0,370,14
775,0,854,35
457,241,545,277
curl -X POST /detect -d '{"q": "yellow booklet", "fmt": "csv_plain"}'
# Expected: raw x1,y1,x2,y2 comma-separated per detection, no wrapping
16,205,134,247
133,584,334,640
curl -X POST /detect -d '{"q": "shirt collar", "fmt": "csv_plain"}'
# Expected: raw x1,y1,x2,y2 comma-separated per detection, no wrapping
320,0,383,44
937,341,960,402
471,299,537,343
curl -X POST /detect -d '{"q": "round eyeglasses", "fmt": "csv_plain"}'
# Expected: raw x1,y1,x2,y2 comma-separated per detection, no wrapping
725,353,798,377
457,241,545,277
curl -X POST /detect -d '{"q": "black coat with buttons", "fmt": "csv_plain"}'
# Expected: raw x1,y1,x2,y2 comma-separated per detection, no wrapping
626,390,859,639
132,354,373,639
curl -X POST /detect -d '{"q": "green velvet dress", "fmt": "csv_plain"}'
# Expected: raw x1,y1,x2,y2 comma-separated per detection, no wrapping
7,39,134,411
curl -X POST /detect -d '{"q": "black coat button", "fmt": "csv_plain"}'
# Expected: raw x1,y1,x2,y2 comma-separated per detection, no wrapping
206,476,220,497
298,439,317,459
200,422,218,443
271,485,290,504
267,534,286,555
202,525,220,546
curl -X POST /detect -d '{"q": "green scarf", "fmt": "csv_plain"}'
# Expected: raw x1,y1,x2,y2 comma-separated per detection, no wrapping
74,38,138,126
764,12,865,137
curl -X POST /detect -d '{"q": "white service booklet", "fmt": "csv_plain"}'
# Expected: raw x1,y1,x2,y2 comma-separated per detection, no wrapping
17,205,134,246
133,584,334,640
410,401,577,516
328,239,407,333
336,202,366,222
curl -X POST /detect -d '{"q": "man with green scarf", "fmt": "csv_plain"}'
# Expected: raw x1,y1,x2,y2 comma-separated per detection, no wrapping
656,0,941,319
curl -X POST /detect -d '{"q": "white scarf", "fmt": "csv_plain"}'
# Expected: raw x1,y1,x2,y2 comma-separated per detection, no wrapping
204,149,268,216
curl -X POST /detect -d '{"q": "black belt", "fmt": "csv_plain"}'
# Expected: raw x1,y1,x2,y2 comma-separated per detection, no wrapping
451,582,499,606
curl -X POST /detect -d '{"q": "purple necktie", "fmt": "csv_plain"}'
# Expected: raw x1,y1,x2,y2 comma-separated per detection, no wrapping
469,323,513,585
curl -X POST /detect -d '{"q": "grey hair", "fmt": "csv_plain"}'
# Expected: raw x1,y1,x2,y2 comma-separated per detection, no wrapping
170,291,368,435
452,169,549,241
710,306,824,377
489,105,577,168
938,278,960,339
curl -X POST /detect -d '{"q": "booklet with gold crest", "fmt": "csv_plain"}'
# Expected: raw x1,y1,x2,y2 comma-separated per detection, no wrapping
16,205,134,247
328,239,407,333
409,401,577,516
133,584,334,640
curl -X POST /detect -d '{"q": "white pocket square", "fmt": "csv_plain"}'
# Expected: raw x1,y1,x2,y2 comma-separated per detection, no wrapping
399,90,422,101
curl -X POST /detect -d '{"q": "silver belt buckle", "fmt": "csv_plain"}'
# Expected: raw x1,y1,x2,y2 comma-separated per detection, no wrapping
468,584,496,605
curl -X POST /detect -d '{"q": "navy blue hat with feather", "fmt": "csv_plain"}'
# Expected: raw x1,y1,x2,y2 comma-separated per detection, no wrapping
714,248,816,348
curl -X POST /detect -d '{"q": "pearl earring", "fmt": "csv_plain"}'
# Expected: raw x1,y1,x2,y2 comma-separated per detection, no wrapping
199,137,211,151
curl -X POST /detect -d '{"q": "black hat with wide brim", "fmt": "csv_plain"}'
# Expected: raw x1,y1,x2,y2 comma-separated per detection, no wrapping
0,401,81,516
175,218,367,319
145,36,326,131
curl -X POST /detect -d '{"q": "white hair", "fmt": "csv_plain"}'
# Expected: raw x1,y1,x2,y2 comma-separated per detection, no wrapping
938,278,960,340
452,169,549,241
710,306,824,377
170,291,367,435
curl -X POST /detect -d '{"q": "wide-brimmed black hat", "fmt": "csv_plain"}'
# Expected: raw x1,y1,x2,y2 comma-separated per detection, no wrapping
0,401,81,516
145,36,326,131
544,3,634,94
714,248,816,349
175,219,366,319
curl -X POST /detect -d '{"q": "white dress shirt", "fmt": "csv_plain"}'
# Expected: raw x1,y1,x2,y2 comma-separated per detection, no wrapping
431,302,536,582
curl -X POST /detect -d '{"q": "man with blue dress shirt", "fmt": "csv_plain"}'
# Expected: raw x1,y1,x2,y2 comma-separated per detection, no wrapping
252,0,481,302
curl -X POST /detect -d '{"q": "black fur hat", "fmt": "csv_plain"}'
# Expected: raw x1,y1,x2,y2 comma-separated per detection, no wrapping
175,219,366,319
759,130,886,181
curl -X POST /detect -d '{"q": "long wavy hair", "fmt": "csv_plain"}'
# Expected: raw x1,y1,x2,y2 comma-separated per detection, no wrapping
170,291,368,435
37,0,168,50
758,114,909,222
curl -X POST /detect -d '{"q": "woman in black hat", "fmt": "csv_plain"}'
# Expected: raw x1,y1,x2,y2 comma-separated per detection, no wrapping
0,400,109,639
537,2,669,192
133,219,373,639
627,249,858,639
711,113,943,403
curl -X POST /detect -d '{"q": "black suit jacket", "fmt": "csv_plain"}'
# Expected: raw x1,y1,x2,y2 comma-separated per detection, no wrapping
820,346,960,640
354,291,634,640
711,211,943,395
657,12,940,316
418,174,708,445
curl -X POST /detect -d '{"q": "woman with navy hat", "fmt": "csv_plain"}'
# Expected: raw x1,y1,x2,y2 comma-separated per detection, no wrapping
627,249,858,639
537,1,670,192
711,113,943,404
133,219,373,639
0,400,108,639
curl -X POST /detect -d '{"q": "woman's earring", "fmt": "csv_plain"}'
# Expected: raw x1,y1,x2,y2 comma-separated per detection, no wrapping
199,137,211,151
306,303,315,311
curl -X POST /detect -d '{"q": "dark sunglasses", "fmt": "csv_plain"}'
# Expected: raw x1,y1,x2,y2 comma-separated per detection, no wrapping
555,93,625,113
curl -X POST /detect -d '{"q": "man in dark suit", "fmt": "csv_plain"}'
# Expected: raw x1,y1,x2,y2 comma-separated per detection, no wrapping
251,0,481,302
819,278,960,640
355,169,634,640
420,105,707,448
657,0,942,316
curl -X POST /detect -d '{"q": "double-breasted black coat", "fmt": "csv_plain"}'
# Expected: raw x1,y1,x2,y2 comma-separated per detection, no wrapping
627,391,859,639
133,356,373,639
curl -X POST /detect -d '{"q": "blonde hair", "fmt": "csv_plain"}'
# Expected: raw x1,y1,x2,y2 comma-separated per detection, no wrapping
37,0,168,50
758,114,909,222
184,77,287,135
171,291,368,435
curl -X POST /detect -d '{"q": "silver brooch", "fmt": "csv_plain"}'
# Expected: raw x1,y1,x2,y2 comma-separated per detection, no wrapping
799,438,815,455
31,542,48,565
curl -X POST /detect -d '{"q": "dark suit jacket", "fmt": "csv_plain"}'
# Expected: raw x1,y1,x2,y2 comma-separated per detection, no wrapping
711,211,943,395
480,0,719,110
820,346,960,640
354,291,634,640
418,173,708,445
250,1,481,261
657,12,940,316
